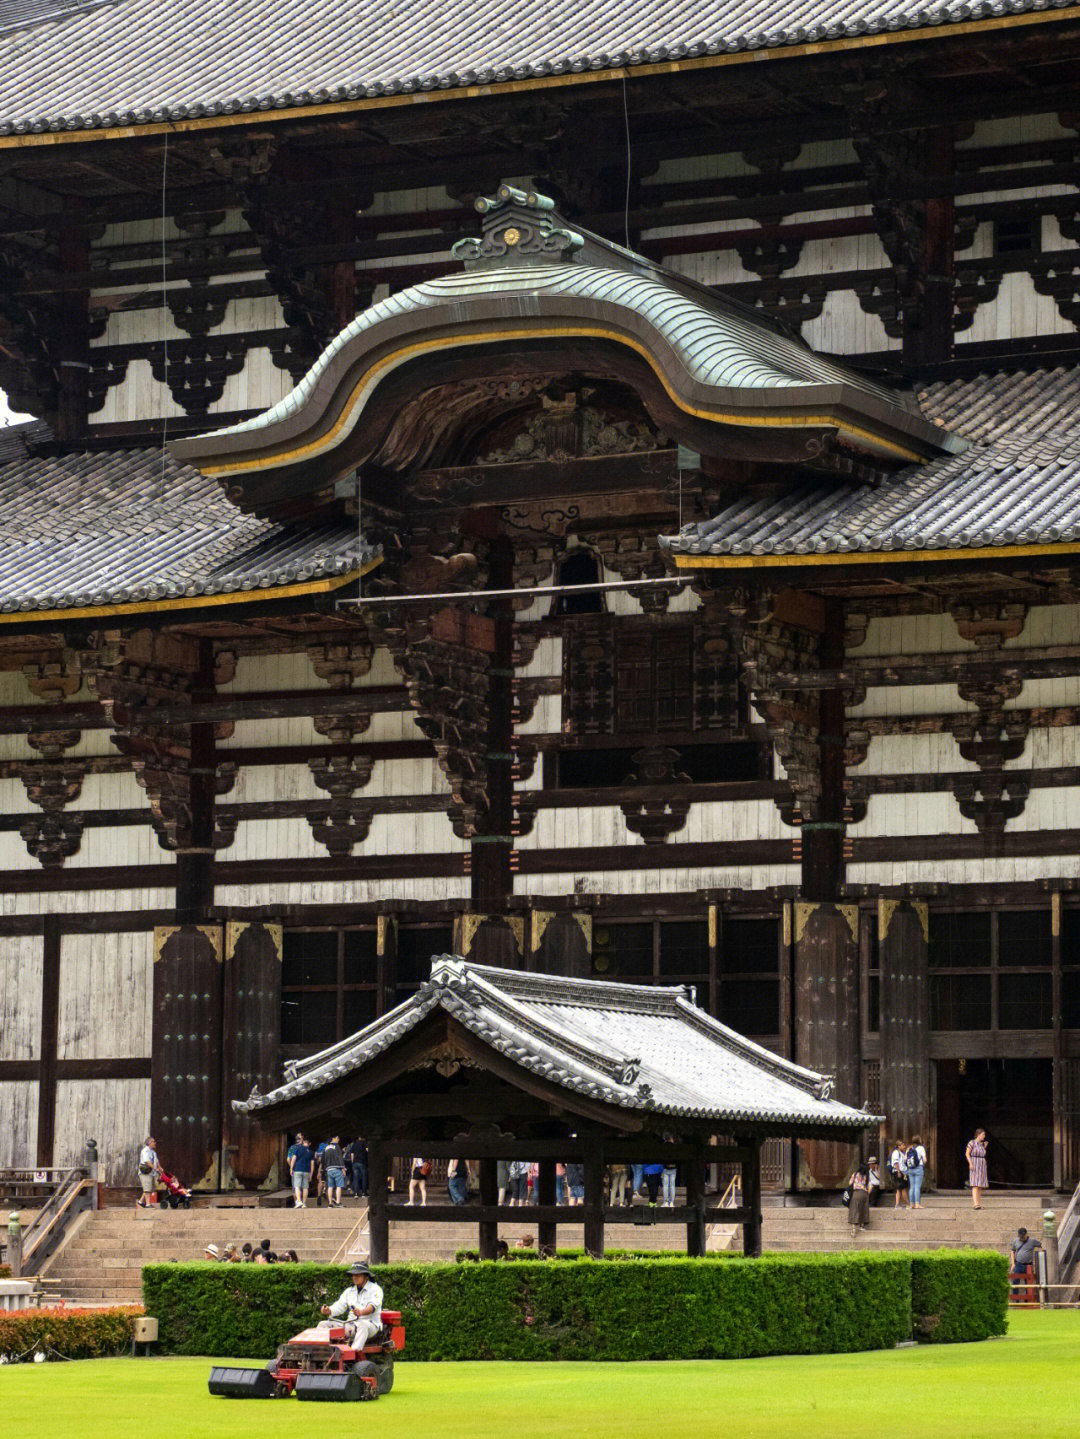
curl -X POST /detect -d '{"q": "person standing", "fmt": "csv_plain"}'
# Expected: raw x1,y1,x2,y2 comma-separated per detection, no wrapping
322,1135,346,1207
508,1159,530,1204
847,1164,871,1237
408,1156,428,1206
642,1161,664,1206
889,1139,909,1208
565,1162,585,1206
906,1136,927,1209
447,1157,468,1205
661,1160,677,1208
966,1128,989,1209
866,1157,883,1207
1009,1227,1044,1296
136,1135,159,1208
343,1136,368,1199
607,1162,627,1207
287,1132,313,1208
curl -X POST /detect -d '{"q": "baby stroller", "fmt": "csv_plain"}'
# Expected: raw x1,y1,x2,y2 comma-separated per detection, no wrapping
158,1169,193,1209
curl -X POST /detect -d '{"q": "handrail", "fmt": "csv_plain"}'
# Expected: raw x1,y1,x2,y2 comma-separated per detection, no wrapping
20,1169,93,1275
1056,1175,1080,1282
718,1173,742,1209
330,1208,369,1267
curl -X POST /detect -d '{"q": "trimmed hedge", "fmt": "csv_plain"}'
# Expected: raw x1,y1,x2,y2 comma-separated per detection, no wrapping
911,1249,1009,1343
0,1305,144,1360
143,1250,1001,1361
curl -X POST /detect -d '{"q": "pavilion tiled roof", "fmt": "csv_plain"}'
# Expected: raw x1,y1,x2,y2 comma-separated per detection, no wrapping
662,367,1080,560
0,0,1071,136
0,430,376,612
235,955,878,1135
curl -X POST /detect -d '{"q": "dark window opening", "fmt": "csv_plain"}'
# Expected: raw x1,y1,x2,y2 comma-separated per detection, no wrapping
998,910,1051,967
657,920,709,978
995,215,1040,255
929,911,991,968
553,550,603,615
931,973,992,1030
719,918,779,1035
552,739,764,789
592,922,654,978
281,928,378,1050
396,925,455,990
998,971,1052,1030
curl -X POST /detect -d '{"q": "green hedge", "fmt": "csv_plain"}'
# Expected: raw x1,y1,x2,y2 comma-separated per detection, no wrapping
143,1250,1001,1361
911,1250,1009,1343
0,1305,143,1360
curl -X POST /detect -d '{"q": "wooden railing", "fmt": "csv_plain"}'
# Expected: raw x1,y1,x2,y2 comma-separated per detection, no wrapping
0,1167,95,1276
1055,1175,1080,1288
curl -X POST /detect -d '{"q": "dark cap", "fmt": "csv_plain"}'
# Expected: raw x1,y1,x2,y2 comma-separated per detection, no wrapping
349,1257,372,1275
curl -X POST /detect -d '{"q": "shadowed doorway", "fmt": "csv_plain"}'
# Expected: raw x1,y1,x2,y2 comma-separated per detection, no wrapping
936,1057,1053,1187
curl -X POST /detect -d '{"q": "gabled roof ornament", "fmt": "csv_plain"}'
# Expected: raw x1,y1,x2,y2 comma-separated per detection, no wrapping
452,184,584,267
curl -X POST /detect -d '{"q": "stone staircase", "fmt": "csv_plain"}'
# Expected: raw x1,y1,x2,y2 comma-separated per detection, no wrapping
761,1190,1052,1254
36,1190,1052,1305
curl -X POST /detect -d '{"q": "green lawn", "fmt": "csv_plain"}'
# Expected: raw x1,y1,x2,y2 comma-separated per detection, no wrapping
3,1309,1077,1439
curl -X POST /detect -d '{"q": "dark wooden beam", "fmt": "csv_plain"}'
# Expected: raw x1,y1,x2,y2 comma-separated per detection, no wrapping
35,916,60,1168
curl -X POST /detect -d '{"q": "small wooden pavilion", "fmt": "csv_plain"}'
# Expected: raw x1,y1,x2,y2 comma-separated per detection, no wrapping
235,957,877,1259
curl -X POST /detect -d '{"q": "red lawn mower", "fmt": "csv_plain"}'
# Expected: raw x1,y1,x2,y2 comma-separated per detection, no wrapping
208,1311,404,1401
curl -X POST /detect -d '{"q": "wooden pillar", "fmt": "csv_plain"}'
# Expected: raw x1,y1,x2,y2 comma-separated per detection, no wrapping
55,208,90,445
685,1136,707,1258
376,914,397,1016
879,900,930,1153
794,902,860,1187
741,1138,762,1258
1053,892,1064,1191
478,1157,498,1259
707,903,719,1018
537,1157,557,1255
367,1139,390,1264
582,1143,605,1257
471,528,514,915
176,639,217,926
35,917,60,1168
904,128,955,372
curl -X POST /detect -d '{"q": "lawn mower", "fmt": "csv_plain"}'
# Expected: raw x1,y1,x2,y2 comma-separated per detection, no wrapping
208,1310,404,1401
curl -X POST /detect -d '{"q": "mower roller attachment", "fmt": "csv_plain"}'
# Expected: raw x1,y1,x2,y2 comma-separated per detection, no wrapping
208,1367,278,1399
295,1370,374,1402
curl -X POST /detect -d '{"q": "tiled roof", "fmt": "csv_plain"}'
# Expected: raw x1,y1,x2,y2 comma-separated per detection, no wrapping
0,0,1071,135
0,0,107,34
662,367,1080,559
0,440,375,612
235,955,877,1134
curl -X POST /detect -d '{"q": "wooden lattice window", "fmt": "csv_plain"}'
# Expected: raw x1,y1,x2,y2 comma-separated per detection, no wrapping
614,626,693,733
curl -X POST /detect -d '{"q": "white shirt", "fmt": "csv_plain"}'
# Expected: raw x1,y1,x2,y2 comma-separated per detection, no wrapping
328,1278,384,1323
907,1144,926,1170
139,1144,157,1171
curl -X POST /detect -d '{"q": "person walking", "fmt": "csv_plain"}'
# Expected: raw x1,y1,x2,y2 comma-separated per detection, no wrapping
661,1160,677,1207
889,1139,909,1208
136,1135,159,1208
847,1164,871,1237
322,1135,346,1207
287,1132,313,1208
966,1128,989,1209
906,1136,927,1209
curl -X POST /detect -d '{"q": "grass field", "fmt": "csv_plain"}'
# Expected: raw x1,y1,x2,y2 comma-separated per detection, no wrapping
3,1309,1076,1439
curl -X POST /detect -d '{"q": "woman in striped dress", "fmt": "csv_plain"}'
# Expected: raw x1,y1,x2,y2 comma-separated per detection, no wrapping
965,1129,989,1209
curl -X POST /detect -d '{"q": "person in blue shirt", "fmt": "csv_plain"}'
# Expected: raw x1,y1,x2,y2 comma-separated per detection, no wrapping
287,1132,313,1209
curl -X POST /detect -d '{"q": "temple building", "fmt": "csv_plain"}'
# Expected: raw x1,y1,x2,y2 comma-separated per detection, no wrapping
1,0,1080,1194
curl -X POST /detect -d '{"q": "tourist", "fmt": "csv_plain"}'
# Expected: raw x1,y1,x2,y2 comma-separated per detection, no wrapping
312,1139,328,1206
565,1161,585,1206
1009,1227,1043,1295
555,1162,568,1205
322,1135,346,1207
408,1156,429,1205
344,1135,368,1199
319,1258,383,1346
203,1242,222,1261
607,1162,627,1207
966,1128,989,1209
866,1156,883,1206
527,1161,539,1202
631,1162,645,1201
447,1157,469,1205
642,1161,664,1206
847,1164,871,1237
508,1158,530,1204
906,1136,927,1209
279,1249,299,1263
241,1242,255,1262
287,1131,313,1208
661,1159,677,1208
497,1159,510,1206
222,1242,242,1263
889,1139,909,1208
136,1135,159,1208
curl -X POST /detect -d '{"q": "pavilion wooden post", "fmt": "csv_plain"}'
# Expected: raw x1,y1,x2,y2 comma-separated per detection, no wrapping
537,1158,557,1255
685,1137,707,1258
741,1138,762,1258
367,1138,390,1264
582,1143,605,1257
478,1157,498,1259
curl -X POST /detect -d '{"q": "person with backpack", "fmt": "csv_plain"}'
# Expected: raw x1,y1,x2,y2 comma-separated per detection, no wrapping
889,1140,909,1207
906,1136,928,1208
847,1164,871,1237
